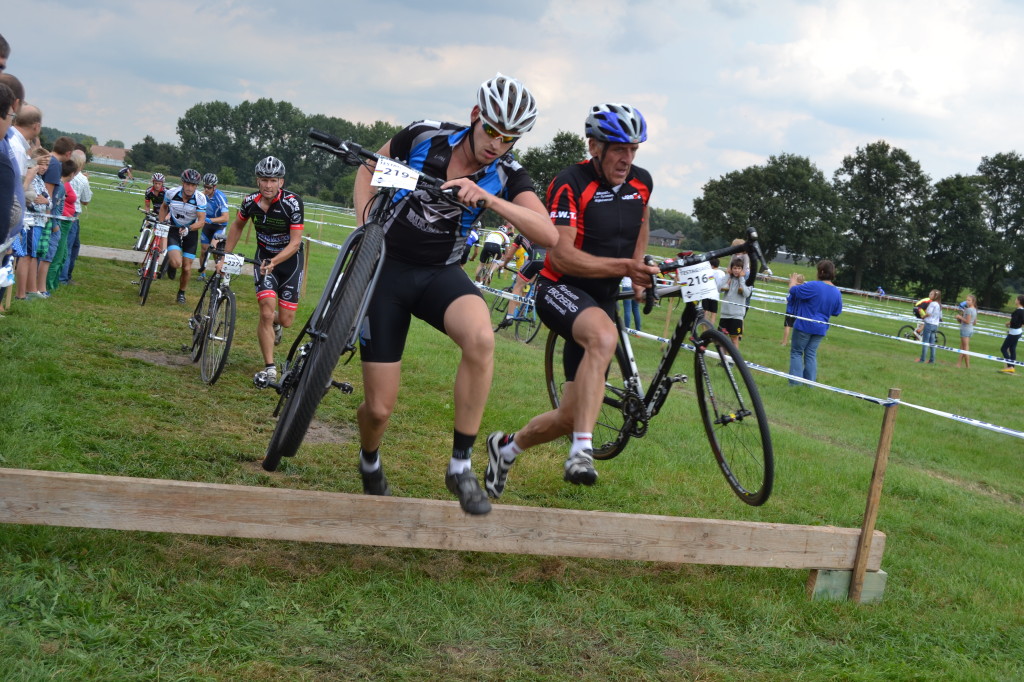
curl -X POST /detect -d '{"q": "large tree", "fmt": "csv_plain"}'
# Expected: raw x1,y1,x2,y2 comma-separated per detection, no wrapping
519,130,587,195
925,174,988,303
832,141,932,290
693,153,838,264
974,152,1024,308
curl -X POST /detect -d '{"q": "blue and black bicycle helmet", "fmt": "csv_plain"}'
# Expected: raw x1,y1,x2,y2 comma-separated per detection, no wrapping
584,103,648,144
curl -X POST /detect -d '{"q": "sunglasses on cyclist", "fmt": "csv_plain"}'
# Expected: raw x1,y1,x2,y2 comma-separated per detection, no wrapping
481,120,519,144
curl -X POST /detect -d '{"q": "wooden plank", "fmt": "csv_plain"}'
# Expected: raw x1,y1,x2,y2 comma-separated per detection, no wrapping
0,468,885,570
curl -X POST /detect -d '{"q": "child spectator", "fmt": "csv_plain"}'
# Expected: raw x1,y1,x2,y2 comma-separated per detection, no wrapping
719,256,750,347
13,147,50,300
955,295,977,369
999,294,1024,374
702,257,726,325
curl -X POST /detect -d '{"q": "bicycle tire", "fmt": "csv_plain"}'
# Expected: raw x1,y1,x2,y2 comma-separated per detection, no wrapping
200,289,235,384
935,330,947,347
694,328,773,506
189,279,214,362
544,329,632,460
139,251,158,306
262,223,384,471
514,305,541,343
898,325,917,340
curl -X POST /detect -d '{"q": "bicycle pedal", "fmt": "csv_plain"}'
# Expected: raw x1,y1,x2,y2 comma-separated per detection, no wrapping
253,372,270,389
670,373,688,384
331,380,354,394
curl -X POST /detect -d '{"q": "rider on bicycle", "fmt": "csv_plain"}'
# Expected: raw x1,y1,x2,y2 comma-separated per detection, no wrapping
352,73,556,515
494,228,546,330
485,102,659,499
158,169,207,304
221,156,305,382
198,173,230,279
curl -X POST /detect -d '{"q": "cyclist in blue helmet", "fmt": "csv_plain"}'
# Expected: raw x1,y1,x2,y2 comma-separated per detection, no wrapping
484,102,659,500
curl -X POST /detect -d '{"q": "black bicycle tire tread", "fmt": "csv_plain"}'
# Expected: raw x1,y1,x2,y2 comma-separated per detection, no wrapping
262,224,384,470
202,290,235,384
694,328,773,506
139,253,158,305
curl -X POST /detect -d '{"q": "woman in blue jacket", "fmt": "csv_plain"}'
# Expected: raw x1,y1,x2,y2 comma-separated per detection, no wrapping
788,260,843,386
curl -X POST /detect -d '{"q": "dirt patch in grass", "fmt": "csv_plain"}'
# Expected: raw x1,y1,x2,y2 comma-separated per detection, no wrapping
304,418,356,445
119,349,192,367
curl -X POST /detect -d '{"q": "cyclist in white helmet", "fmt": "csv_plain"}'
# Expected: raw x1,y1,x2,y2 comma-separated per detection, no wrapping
484,102,660,500
350,73,556,515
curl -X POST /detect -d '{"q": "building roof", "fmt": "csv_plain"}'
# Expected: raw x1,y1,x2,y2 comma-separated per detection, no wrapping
90,145,128,162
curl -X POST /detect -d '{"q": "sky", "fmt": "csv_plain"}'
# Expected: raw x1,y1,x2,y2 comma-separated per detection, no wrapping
6,0,1024,214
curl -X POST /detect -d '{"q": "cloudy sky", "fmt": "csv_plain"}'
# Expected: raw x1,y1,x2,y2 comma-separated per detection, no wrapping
6,0,1024,213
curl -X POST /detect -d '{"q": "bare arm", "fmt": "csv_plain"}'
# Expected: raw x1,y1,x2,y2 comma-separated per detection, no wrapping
443,179,556,249
353,141,388,227
222,214,247,253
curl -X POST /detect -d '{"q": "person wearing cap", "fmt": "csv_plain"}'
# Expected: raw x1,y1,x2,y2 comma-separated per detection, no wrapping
484,103,660,499
351,74,556,515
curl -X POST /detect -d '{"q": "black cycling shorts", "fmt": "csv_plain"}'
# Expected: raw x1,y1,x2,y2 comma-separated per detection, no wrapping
536,278,617,383
701,298,719,314
201,223,226,246
720,317,743,338
166,226,200,259
518,258,544,281
479,242,502,264
254,249,304,311
359,258,484,363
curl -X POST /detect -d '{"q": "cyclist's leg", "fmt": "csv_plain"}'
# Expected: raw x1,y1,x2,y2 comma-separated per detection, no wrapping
257,294,278,366
443,293,495,436
357,361,403,452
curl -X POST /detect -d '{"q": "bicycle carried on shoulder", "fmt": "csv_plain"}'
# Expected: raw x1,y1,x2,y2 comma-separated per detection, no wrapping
186,248,260,384
544,228,775,506
259,129,478,471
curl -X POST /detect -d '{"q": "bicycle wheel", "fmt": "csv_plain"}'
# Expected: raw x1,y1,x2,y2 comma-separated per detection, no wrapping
694,328,773,506
262,223,384,471
514,304,541,343
544,329,632,460
935,330,947,347
139,251,158,306
200,289,235,384
898,325,918,340
490,287,510,326
189,278,215,362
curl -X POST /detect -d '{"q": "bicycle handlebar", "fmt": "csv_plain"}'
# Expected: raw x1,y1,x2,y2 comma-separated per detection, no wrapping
208,247,262,265
643,226,772,314
308,128,485,208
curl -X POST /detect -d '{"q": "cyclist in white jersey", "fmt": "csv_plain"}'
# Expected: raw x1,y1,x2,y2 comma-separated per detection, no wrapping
158,168,207,304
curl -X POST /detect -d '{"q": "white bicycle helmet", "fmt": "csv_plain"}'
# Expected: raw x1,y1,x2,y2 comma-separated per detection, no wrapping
477,73,538,136
202,173,218,186
151,173,165,183
255,156,286,178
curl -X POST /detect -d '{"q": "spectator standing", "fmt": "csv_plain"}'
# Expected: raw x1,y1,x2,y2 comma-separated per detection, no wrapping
955,295,977,369
42,136,74,197
787,260,843,386
718,256,750,347
915,289,942,364
781,273,805,345
620,276,641,330
702,257,726,326
45,159,78,292
60,149,91,285
13,146,50,300
0,82,16,247
998,294,1024,374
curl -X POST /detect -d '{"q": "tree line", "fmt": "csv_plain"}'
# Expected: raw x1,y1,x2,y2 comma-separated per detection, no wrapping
125,99,1021,306
693,143,1023,307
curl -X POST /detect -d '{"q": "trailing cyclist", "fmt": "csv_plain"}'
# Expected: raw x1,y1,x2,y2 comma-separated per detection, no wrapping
351,73,556,515
144,173,166,215
220,156,304,383
485,102,659,499
158,169,207,304
494,228,546,331
197,173,230,279
117,163,134,190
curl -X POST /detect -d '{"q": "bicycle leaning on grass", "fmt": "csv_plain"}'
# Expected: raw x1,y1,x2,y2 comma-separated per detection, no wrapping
258,129,480,472
544,227,775,506
186,248,261,384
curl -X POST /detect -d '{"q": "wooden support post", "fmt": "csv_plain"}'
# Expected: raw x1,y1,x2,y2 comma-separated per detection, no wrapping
848,387,901,602
0,468,885,571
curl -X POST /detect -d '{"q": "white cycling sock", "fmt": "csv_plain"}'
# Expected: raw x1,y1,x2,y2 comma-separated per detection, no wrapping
569,432,593,458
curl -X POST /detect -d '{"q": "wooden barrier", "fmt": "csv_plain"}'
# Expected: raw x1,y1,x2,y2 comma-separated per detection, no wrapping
0,468,884,571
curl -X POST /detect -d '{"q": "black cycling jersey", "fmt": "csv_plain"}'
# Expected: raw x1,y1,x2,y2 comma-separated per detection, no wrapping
236,189,304,258
381,120,537,266
145,186,165,209
539,159,653,301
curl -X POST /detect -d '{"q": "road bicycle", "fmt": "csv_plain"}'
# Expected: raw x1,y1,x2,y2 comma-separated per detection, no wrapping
490,279,541,343
544,228,774,506
897,324,946,348
134,217,169,306
186,248,260,384
259,129,476,471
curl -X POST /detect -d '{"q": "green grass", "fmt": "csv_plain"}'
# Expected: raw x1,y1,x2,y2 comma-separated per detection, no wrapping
2,186,1023,680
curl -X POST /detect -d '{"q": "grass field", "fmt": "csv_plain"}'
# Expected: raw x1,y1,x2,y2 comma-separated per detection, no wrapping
1,178,1022,680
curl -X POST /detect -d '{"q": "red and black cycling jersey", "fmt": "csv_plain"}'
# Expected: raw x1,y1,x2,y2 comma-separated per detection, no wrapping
236,189,304,258
145,186,166,209
539,159,653,300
